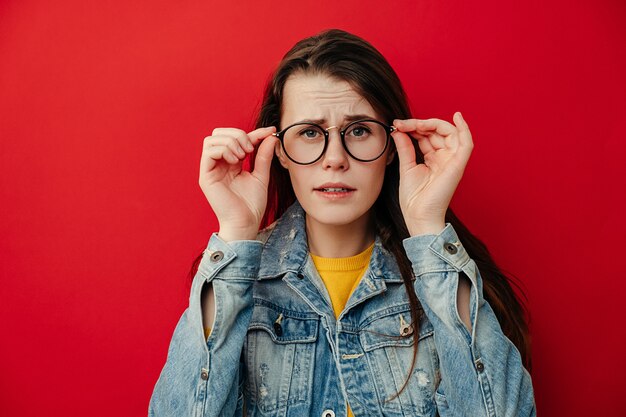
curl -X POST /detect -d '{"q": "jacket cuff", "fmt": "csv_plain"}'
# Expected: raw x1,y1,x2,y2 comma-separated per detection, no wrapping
402,223,472,277
197,233,263,281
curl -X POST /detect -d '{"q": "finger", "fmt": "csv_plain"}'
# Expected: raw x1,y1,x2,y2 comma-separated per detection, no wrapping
200,145,237,181
453,112,474,149
395,118,455,150
390,130,417,172
207,136,246,159
216,147,241,164
206,146,240,165
394,118,456,136
247,126,277,146
424,133,446,150
415,135,437,156
200,137,220,176
211,126,276,152
251,135,279,185
212,127,254,153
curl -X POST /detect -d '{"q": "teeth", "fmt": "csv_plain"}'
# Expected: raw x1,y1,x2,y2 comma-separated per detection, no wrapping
321,188,349,192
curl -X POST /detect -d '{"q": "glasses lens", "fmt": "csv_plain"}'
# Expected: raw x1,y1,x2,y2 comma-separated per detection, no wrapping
344,121,389,161
282,124,326,164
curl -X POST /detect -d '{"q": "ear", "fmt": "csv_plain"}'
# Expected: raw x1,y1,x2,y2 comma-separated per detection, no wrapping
275,141,289,169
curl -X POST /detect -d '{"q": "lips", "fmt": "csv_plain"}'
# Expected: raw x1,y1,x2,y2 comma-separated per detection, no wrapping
313,182,355,192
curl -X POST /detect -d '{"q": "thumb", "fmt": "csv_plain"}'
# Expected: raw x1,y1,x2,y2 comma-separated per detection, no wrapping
391,130,417,173
252,134,279,185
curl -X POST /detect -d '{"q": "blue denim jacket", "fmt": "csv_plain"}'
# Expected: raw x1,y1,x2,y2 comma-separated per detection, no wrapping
149,201,536,416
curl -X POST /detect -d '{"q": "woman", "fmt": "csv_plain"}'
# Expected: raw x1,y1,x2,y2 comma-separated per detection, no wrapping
149,29,536,416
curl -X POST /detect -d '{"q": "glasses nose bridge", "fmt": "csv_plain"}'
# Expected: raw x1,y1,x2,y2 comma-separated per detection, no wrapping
323,125,344,141
321,125,350,166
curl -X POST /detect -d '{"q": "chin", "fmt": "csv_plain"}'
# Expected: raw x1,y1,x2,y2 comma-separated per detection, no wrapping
300,200,372,228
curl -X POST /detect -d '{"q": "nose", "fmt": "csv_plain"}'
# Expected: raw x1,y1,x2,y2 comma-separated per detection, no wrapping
321,126,349,170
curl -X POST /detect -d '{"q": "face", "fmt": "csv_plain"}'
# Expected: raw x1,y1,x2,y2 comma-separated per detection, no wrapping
276,72,395,230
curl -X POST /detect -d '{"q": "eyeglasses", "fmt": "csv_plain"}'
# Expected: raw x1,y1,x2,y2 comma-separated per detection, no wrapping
272,119,397,165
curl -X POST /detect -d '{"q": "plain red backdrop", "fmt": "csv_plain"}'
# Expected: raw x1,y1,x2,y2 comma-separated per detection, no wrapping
1,0,625,415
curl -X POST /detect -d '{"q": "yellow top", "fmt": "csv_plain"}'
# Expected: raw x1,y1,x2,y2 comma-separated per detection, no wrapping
311,242,374,417
203,242,374,417
310,242,374,318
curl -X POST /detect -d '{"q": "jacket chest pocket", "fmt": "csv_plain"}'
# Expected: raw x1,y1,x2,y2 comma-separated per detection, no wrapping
244,302,319,414
360,308,439,416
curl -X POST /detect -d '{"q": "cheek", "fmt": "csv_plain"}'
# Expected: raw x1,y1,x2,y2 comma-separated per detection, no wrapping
372,164,390,196
369,162,389,186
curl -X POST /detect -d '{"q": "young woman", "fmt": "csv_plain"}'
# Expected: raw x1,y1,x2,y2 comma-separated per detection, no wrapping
149,29,536,417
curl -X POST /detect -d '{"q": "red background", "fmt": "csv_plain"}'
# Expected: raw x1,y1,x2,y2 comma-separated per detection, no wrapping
1,0,625,415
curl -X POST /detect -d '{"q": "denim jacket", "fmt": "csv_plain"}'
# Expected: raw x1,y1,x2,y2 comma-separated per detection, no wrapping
149,201,536,416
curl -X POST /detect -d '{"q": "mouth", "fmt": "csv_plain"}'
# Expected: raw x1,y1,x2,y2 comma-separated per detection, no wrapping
313,183,355,193
313,183,356,199
316,187,353,192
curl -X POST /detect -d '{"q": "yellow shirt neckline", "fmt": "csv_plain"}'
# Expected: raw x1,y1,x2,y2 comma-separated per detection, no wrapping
310,241,375,271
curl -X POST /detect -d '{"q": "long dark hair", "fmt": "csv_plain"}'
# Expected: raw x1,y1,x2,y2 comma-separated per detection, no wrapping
190,28,531,401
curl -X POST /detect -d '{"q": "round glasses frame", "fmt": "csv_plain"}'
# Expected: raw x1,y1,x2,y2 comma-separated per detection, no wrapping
272,119,397,165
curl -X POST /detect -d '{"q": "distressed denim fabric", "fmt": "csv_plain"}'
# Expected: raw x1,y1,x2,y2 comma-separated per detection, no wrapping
149,201,536,416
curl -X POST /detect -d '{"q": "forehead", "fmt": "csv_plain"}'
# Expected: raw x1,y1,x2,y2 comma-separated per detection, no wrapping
281,72,379,126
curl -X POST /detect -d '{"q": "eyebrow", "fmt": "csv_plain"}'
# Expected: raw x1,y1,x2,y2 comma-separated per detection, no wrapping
297,114,377,125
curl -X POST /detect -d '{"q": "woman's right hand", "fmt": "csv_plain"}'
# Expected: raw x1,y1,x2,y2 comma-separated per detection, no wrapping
199,126,278,242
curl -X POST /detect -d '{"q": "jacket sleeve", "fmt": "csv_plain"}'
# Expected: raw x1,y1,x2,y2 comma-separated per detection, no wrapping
402,223,536,417
149,233,262,417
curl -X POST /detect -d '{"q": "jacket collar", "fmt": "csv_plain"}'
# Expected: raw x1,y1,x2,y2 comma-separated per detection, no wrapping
257,201,404,283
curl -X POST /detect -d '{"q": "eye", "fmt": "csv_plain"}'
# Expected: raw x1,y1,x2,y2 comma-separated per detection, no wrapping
347,124,372,138
298,127,321,139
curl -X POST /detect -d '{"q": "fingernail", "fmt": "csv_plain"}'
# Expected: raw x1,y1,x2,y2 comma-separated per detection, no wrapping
246,143,254,152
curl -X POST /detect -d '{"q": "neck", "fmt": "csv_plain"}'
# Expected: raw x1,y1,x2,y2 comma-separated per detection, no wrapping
305,211,375,258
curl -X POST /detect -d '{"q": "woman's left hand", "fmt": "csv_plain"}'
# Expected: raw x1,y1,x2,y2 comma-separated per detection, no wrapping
391,112,474,236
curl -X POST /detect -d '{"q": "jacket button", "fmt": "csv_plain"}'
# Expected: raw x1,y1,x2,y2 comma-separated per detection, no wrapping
476,360,485,373
273,322,283,336
322,410,335,417
210,251,224,262
200,368,209,380
297,272,304,279
444,242,458,254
